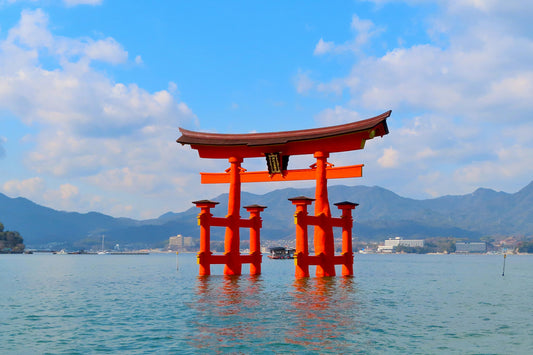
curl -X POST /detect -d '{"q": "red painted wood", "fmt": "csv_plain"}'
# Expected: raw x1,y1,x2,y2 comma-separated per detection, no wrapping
200,164,363,184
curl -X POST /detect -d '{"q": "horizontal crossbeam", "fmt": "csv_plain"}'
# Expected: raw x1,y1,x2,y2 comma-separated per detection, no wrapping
201,164,363,184
200,254,261,265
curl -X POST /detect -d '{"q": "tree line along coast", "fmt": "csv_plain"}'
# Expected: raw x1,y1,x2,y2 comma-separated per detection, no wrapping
0,222,25,254
2,220,532,255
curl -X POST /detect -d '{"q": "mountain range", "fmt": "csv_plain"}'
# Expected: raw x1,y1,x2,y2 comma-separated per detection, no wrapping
1,181,532,249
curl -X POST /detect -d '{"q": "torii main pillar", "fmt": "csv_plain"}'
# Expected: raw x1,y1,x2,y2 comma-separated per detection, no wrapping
313,151,335,276
177,110,390,277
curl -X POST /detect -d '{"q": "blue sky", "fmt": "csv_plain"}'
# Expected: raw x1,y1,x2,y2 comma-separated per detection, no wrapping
1,0,532,219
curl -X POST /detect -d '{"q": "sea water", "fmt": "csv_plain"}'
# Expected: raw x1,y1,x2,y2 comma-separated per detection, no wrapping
1,253,532,354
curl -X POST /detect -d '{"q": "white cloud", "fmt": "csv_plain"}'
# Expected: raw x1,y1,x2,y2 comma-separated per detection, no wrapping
313,14,382,56
84,37,128,64
86,167,158,193
3,178,102,213
305,3,533,122
377,147,399,168
479,73,533,112
58,183,79,199
350,14,377,46
453,144,533,186
314,38,335,55
415,147,437,160
314,106,361,126
167,81,178,94
294,69,314,94
7,8,53,48
0,10,196,138
303,2,533,198
0,9,200,218
3,177,45,196
341,3,533,121
4,9,128,67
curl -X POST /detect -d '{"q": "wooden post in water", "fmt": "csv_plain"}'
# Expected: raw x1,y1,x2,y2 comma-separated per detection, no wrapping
244,204,267,275
502,253,507,277
334,201,358,277
193,200,219,276
289,196,314,278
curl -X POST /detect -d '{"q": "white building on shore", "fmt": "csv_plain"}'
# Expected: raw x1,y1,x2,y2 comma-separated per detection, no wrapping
377,237,424,253
168,234,194,251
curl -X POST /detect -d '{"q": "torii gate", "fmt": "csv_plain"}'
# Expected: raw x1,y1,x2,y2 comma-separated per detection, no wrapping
177,110,390,277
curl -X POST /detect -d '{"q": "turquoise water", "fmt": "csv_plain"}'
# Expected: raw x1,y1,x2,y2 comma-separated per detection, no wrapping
1,253,532,354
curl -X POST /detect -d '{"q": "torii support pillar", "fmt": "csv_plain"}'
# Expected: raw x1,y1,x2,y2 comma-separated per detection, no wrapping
193,198,266,276
289,196,358,278
243,204,266,275
335,201,358,276
289,196,314,278
194,200,218,276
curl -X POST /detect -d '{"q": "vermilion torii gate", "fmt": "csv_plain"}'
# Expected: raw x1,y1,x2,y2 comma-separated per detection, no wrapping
177,110,390,277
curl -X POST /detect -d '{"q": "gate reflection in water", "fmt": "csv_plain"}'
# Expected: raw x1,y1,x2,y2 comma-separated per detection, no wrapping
191,272,362,353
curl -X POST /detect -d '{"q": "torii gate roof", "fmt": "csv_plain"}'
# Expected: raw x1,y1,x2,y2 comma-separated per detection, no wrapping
177,110,390,159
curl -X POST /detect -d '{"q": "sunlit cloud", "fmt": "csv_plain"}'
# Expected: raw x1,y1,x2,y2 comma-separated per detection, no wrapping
303,2,533,198
314,38,335,55
314,106,362,126
0,9,200,217
377,147,399,168
294,69,314,94
3,177,45,196
313,14,382,56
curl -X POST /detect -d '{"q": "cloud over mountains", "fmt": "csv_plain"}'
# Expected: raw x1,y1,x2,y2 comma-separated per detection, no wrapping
300,1,533,199
0,9,201,217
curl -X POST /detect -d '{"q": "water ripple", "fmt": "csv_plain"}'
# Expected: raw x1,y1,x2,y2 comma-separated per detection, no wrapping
1,254,532,354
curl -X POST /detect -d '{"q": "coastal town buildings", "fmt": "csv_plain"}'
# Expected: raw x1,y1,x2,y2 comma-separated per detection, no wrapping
168,234,194,251
455,242,487,253
377,237,424,253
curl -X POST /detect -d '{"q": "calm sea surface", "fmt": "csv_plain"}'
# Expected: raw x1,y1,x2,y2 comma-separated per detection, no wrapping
1,253,532,354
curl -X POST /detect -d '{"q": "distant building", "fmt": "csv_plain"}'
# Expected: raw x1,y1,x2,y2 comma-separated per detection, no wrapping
377,245,395,253
378,237,424,253
455,242,487,253
384,237,424,248
169,234,194,251
184,236,193,247
169,235,182,250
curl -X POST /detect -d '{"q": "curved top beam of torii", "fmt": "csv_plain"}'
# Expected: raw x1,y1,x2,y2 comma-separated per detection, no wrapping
177,110,391,159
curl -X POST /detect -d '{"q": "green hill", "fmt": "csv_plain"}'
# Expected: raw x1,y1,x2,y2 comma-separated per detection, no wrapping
1,181,532,249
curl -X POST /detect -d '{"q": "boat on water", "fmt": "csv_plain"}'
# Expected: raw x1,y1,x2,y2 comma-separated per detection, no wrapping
97,235,108,254
268,247,296,259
